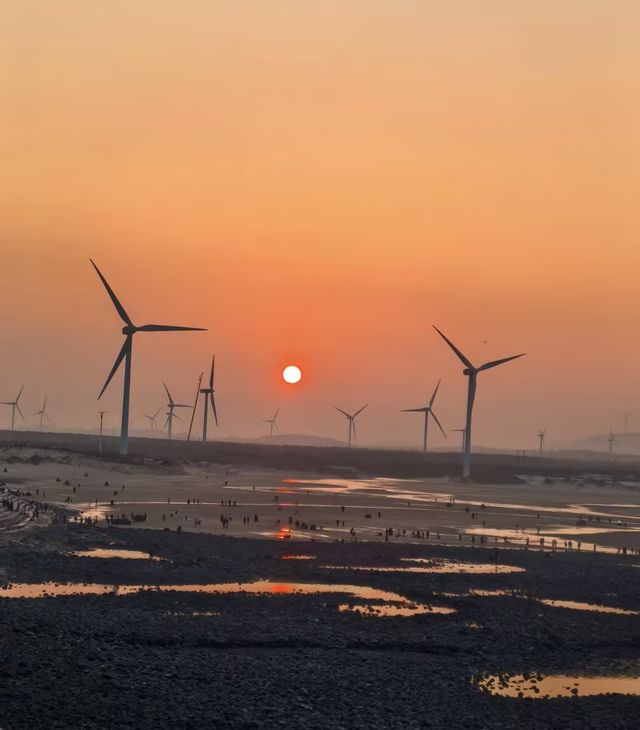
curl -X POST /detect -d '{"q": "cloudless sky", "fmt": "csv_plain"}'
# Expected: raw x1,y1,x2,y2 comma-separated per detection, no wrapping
1,1,639,449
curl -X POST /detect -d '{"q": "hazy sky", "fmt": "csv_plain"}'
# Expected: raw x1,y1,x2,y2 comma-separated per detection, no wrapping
1,1,639,449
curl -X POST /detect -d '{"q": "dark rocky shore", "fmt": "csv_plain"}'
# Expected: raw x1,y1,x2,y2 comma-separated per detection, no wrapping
0,523,638,729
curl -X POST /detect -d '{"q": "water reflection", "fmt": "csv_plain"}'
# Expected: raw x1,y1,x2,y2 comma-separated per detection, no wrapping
0,579,456,616
69,549,162,560
321,560,525,575
339,603,455,617
537,599,639,616
478,673,640,698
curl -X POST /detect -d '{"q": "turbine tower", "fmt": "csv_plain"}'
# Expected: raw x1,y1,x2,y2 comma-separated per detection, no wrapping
263,408,280,437
537,428,546,455
452,427,466,453
98,410,107,455
198,355,218,442
335,404,368,448
32,395,51,431
434,326,525,479
1,386,24,431
608,429,617,457
187,372,204,441
143,407,162,430
163,382,192,439
401,379,446,452
91,260,205,457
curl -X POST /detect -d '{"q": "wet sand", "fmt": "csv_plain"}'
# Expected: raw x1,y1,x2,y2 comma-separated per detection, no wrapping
0,444,639,728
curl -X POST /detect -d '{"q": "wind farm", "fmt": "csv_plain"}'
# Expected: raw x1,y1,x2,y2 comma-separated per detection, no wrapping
1,3,639,728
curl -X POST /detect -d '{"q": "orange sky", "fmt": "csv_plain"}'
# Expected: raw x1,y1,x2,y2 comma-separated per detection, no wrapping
1,1,639,448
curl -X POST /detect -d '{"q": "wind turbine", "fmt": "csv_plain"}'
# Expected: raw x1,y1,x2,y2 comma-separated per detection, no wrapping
401,379,446,452
163,382,192,439
433,326,525,479
91,260,205,456
98,410,107,455
1,386,24,431
187,372,203,441
263,408,280,437
537,428,546,455
335,404,367,448
452,428,466,453
198,355,218,442
32,396,52,431
608,429,617,457
622,411,632,432
143,407,162,430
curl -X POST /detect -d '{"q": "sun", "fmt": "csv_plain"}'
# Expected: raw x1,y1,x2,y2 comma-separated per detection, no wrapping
283,365,302,384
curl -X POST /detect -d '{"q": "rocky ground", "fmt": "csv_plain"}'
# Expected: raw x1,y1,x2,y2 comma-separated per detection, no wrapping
0,522,638,729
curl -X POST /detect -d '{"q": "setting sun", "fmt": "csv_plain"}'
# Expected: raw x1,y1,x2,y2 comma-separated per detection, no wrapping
283,365,302,384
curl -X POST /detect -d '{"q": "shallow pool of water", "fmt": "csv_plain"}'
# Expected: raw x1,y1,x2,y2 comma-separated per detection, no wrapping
537,599,639,616
0,579,455,616
478,673,640,698
69,549,161,560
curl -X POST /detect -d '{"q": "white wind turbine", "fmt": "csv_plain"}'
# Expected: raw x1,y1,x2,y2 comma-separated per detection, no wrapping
91,260,205,456
537,428,546,455
163,382,192,439
32,395,52,431
335,404,367,448
433,326,525,479
1,386,24,431
401,379,446,452
263,408,280,437
143,407,162,430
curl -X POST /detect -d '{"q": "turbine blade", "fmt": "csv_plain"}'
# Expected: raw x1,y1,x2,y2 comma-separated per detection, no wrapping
429,378,441,408
433,326,474,369
173,412,183,423
274,420,280,433
164,415,170,429
431,410,447,437
163,382,173,405
335,407,350,418
174,404,192,408
273,407,279,421
478,353,526,371
98,339,129,399
16,404,24,420
137,324,206,332
90,260,133,326
354,403,368,417
352,420,357,441
44,413,52,423
210,392,218,426
401,408,427,412
153,407,162,418
16,385,24,403
209,355,215,389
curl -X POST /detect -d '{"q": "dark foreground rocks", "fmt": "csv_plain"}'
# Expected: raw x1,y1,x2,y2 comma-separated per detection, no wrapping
0,525,638,729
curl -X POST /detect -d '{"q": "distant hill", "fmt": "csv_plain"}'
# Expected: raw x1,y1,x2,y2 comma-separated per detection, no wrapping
241,433,346,448
556,432,640,456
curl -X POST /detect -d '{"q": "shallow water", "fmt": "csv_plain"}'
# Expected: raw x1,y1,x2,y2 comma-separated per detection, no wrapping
537,599,639,616
69,549,161,560
279,555,316,560
339,603,455,617
0,579,454,615
478,673,640,698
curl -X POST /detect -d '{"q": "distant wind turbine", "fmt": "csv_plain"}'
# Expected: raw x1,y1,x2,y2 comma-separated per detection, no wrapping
163,382,192,439
537,428,546,455
32,395,52,431
198,355,218,442
452,428,466,453
263,408,280,437
608,429,618,457
91,259,205,456
401,379,446,452
143,407,162,430
187,372,203,441
335,404,367,448
1,386,24,431
434,326,525,479
622,411,632,432
98,410,107,455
